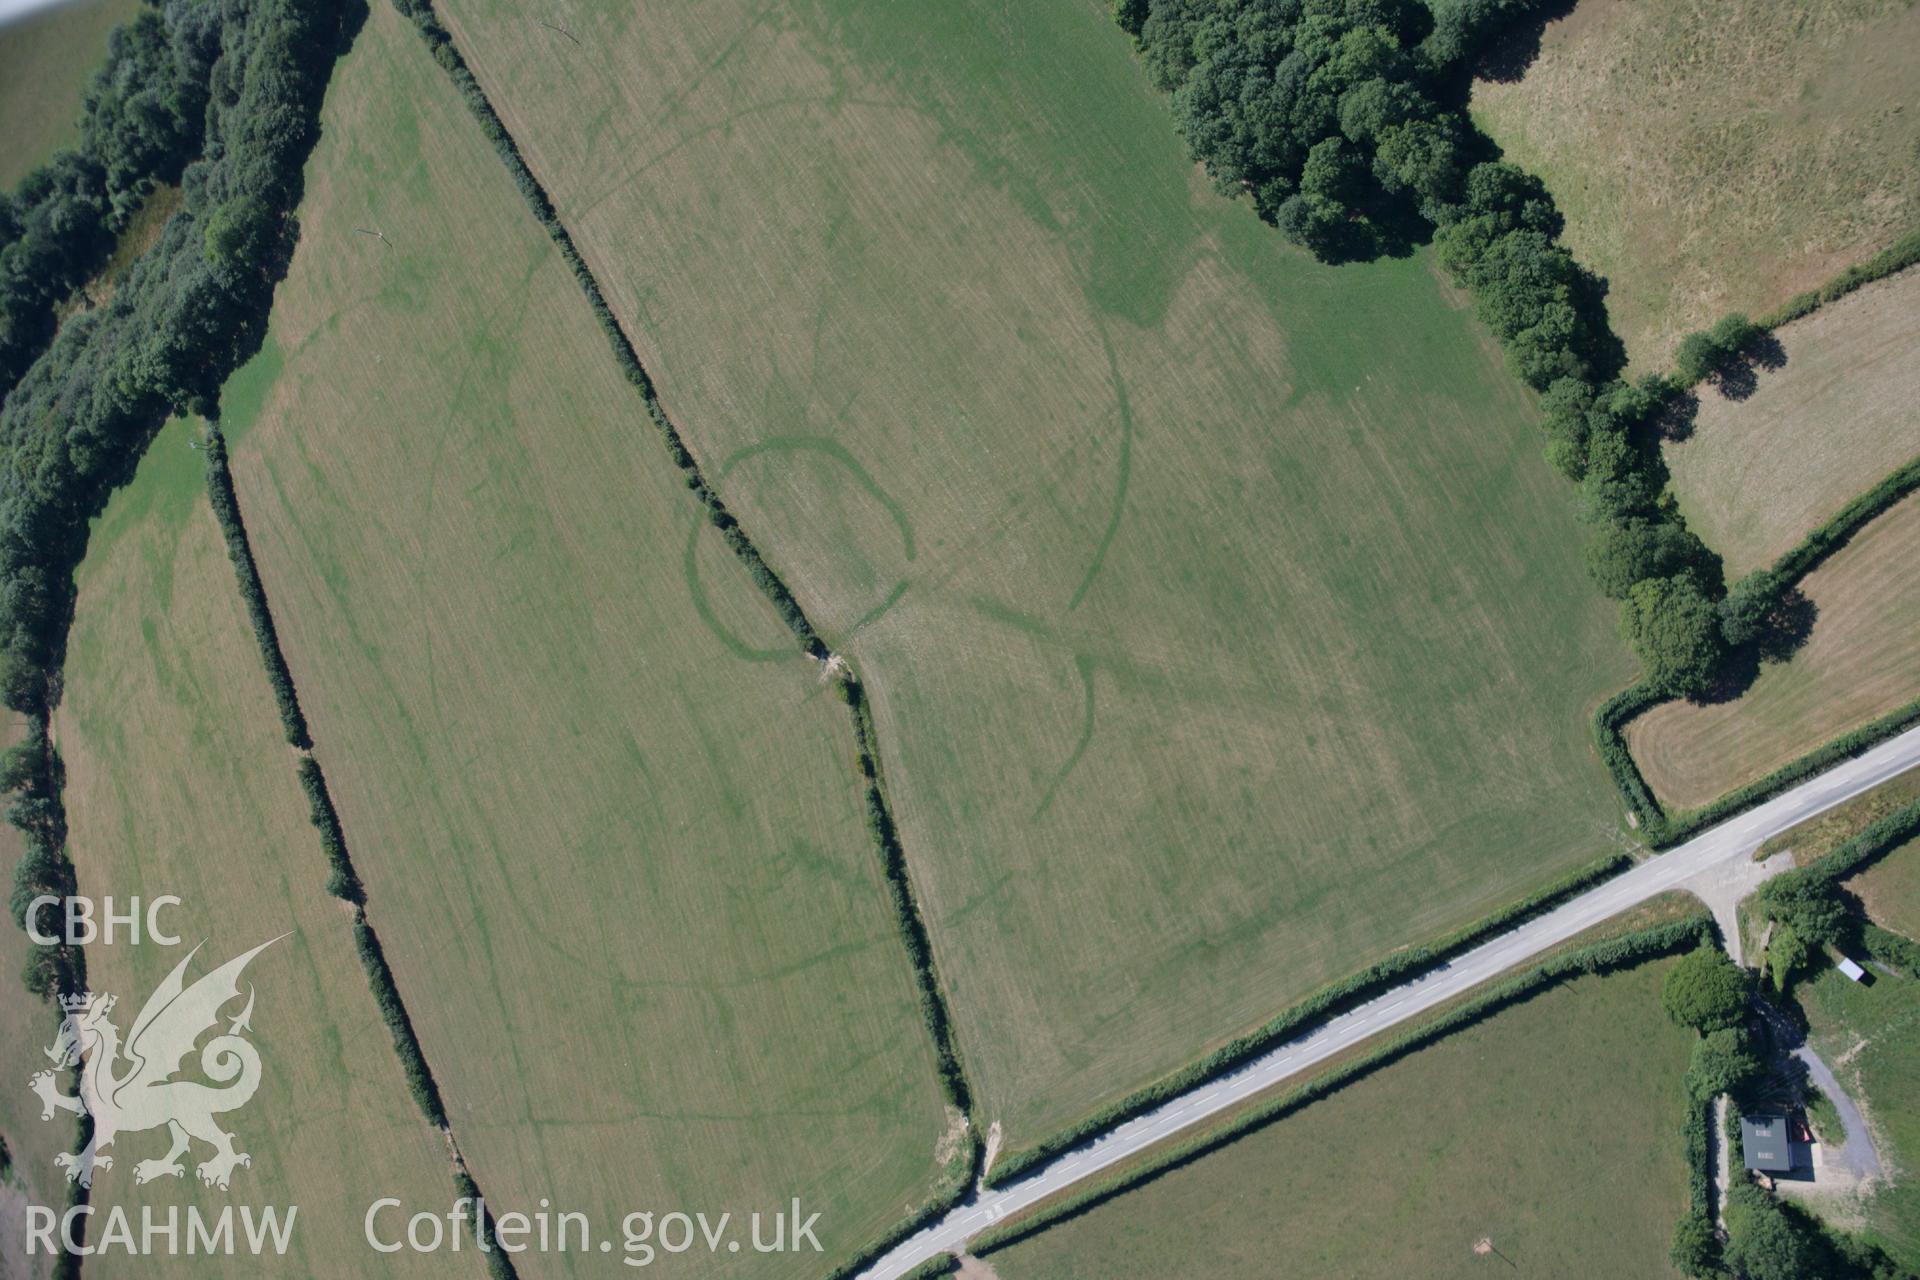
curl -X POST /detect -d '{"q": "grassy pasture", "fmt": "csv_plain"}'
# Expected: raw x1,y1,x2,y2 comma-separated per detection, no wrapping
0,0,140,186
0,720,60,1280
985,957,1691,1279
1848,835,1920,951
1472,0,1920,371
433,0,1637,1149
218,4,957,1271
52,418,454,1277
1627,492,1920,810
1801,915,1920,1270
1665,269,1920,577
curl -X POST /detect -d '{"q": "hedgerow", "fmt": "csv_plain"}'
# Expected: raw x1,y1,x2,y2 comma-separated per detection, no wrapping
385,0,821,662
1753,228,1920,333
1792,797,1920,884
972,914,1711,1253
987,849,1631,1185
293,756,364,904
204,430,310,748
897,1256,958,1280
1594,687,1920,850
825,1179,975,1280
352,918,447,1127
838,671,978,1117
386,11,988,1264
452,1169,523,1280
1769,454,1920,586
1596,448,1920,840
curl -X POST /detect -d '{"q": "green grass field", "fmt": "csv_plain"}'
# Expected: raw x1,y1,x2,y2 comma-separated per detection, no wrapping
432,0,1637,1149
1848,835,1920,967
52,418,455,1278
215,5,959,1271
1472,0,1920,371
985,957,1691,1279
0,0,141,187
1627,493,1920,810
1801,903,1920,1270
0,713,62,1280
1665,269,1920,577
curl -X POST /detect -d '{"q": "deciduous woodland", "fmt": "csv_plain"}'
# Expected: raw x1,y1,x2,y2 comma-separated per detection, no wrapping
1111,0,1819,700
1,0,353,997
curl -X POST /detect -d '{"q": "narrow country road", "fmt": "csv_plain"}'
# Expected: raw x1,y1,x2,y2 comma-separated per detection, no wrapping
858,724,1920,1278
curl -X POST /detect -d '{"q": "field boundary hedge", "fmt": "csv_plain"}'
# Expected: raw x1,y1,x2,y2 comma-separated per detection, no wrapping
986,849,1631,1185
1598,691,1920,849
1774,798,1920,891
204,427,521,1274
824,1178,976,1280
968,913,1711,1256
1768,453,1920,586
384,2,986,1264
838,672,976,1118
1752,233,1920,342
204,432,311,748
1597,445,1920,844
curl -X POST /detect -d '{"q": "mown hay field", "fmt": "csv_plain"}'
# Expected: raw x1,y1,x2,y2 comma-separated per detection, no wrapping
1472,0,1920,371
53,418,454,1278
1627,492,1920,810
987,958,1691,1279
218,4,958,1271
0,0,140,186
434,0,1637,1150
1665,269,1920,577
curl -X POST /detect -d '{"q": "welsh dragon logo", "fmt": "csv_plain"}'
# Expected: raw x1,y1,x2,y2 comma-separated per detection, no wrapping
28,937,282,1190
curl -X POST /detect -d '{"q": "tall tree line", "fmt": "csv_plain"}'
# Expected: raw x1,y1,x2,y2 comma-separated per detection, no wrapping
1113,0,1751,698
3,0,362,997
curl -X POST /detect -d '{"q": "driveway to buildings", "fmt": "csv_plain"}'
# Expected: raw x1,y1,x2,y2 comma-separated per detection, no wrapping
1795,1045,1886,1182
857,724,1920,1278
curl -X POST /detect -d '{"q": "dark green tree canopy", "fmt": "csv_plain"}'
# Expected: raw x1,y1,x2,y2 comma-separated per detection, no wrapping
1687,1026,1761,1099
1661,944,1748,1032
1621,574,1727,698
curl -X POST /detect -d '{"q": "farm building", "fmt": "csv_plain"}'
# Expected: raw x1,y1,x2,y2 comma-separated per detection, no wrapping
1741,1115,1793,1173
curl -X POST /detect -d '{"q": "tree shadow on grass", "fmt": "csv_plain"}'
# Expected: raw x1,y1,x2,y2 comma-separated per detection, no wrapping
1691,588,1819,705
1472,0,1581,84
1709,332,1789,402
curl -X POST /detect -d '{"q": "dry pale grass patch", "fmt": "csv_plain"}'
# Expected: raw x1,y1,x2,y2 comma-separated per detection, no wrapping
1473,0,1920,370
215,4,958,1268
1665,269,1920,576
54,420,454,1279
434,0,1635,1147
1628,492,1920,810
